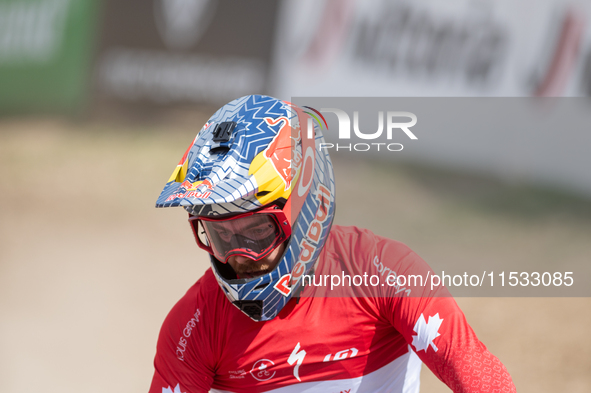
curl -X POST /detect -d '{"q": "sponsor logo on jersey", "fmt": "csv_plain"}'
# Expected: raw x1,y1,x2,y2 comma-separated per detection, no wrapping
250,359,276,381
323,347,359,362
228,368,246,380
372,256,411,296
287,342,306,382
176,308,201,361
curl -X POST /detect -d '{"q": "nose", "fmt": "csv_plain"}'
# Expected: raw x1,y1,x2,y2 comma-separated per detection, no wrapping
231,255,255,265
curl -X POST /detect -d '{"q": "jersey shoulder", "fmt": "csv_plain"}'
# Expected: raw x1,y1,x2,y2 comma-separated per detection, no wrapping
155,268,225,363
151,268,238,391
324,224,415,271
319,225,444,299
165,268,221,322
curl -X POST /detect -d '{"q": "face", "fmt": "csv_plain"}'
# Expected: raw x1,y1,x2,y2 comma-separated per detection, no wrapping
226,241,286,279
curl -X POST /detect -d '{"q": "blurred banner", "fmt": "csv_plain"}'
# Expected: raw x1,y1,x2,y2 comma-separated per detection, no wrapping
93,0,278,109
273,0,591,98
0,0,98,114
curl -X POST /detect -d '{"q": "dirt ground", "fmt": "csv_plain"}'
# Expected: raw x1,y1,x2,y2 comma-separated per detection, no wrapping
1,118,589,392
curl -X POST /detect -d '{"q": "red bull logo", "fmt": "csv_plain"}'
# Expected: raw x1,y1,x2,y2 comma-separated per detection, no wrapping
263,116,302,191
165,189,212,202
166,179,214,201
180,180,193,190
197,179,213,190
180,179,213,191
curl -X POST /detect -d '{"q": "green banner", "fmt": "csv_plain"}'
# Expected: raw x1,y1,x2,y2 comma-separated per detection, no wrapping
0,0,98,114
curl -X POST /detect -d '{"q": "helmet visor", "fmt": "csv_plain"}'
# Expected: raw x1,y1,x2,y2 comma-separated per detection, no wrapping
189,208,290,263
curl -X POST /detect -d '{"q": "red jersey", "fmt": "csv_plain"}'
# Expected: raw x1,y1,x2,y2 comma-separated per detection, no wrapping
149,226,515,393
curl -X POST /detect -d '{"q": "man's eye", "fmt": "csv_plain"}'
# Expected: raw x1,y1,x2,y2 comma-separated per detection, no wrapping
251,225,273,237
217,230,233,241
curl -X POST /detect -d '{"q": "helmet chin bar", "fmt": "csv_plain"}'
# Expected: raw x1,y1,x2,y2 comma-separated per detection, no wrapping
233,300,263,321
212,256,238,280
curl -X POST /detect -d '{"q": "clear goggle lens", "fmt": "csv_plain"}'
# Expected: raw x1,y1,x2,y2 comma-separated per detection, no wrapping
189,208,290,263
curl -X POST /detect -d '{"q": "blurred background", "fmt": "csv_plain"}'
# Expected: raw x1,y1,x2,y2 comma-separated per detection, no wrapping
1,0,590,392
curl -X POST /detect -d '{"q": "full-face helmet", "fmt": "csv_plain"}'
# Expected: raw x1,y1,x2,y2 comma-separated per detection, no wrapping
156,95,335,321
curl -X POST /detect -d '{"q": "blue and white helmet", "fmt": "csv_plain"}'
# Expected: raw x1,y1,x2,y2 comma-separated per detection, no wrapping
156,95,336,321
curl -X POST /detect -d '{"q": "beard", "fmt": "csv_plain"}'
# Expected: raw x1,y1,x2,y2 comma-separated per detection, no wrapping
230,260,273,278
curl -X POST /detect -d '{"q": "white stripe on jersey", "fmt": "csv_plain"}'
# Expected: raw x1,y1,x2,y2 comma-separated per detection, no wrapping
211,347,421,393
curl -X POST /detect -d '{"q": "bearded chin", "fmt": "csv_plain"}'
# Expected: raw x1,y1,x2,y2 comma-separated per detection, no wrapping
234,263,271,275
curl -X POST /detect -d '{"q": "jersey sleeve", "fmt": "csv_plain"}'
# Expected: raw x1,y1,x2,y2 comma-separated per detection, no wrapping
148,275,217,393
371,233,517,392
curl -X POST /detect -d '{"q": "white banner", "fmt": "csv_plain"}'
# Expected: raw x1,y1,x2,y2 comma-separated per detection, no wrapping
271,0,591,98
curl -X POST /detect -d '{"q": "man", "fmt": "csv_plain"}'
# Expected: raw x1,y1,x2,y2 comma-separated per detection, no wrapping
149,95,516,392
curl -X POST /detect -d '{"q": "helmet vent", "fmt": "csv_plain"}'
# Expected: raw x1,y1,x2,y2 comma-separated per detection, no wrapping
209,146,230,155
254,283,269,291
233,300,263,320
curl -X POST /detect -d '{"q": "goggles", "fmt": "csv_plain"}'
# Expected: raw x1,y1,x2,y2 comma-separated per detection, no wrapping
189,206,291,263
